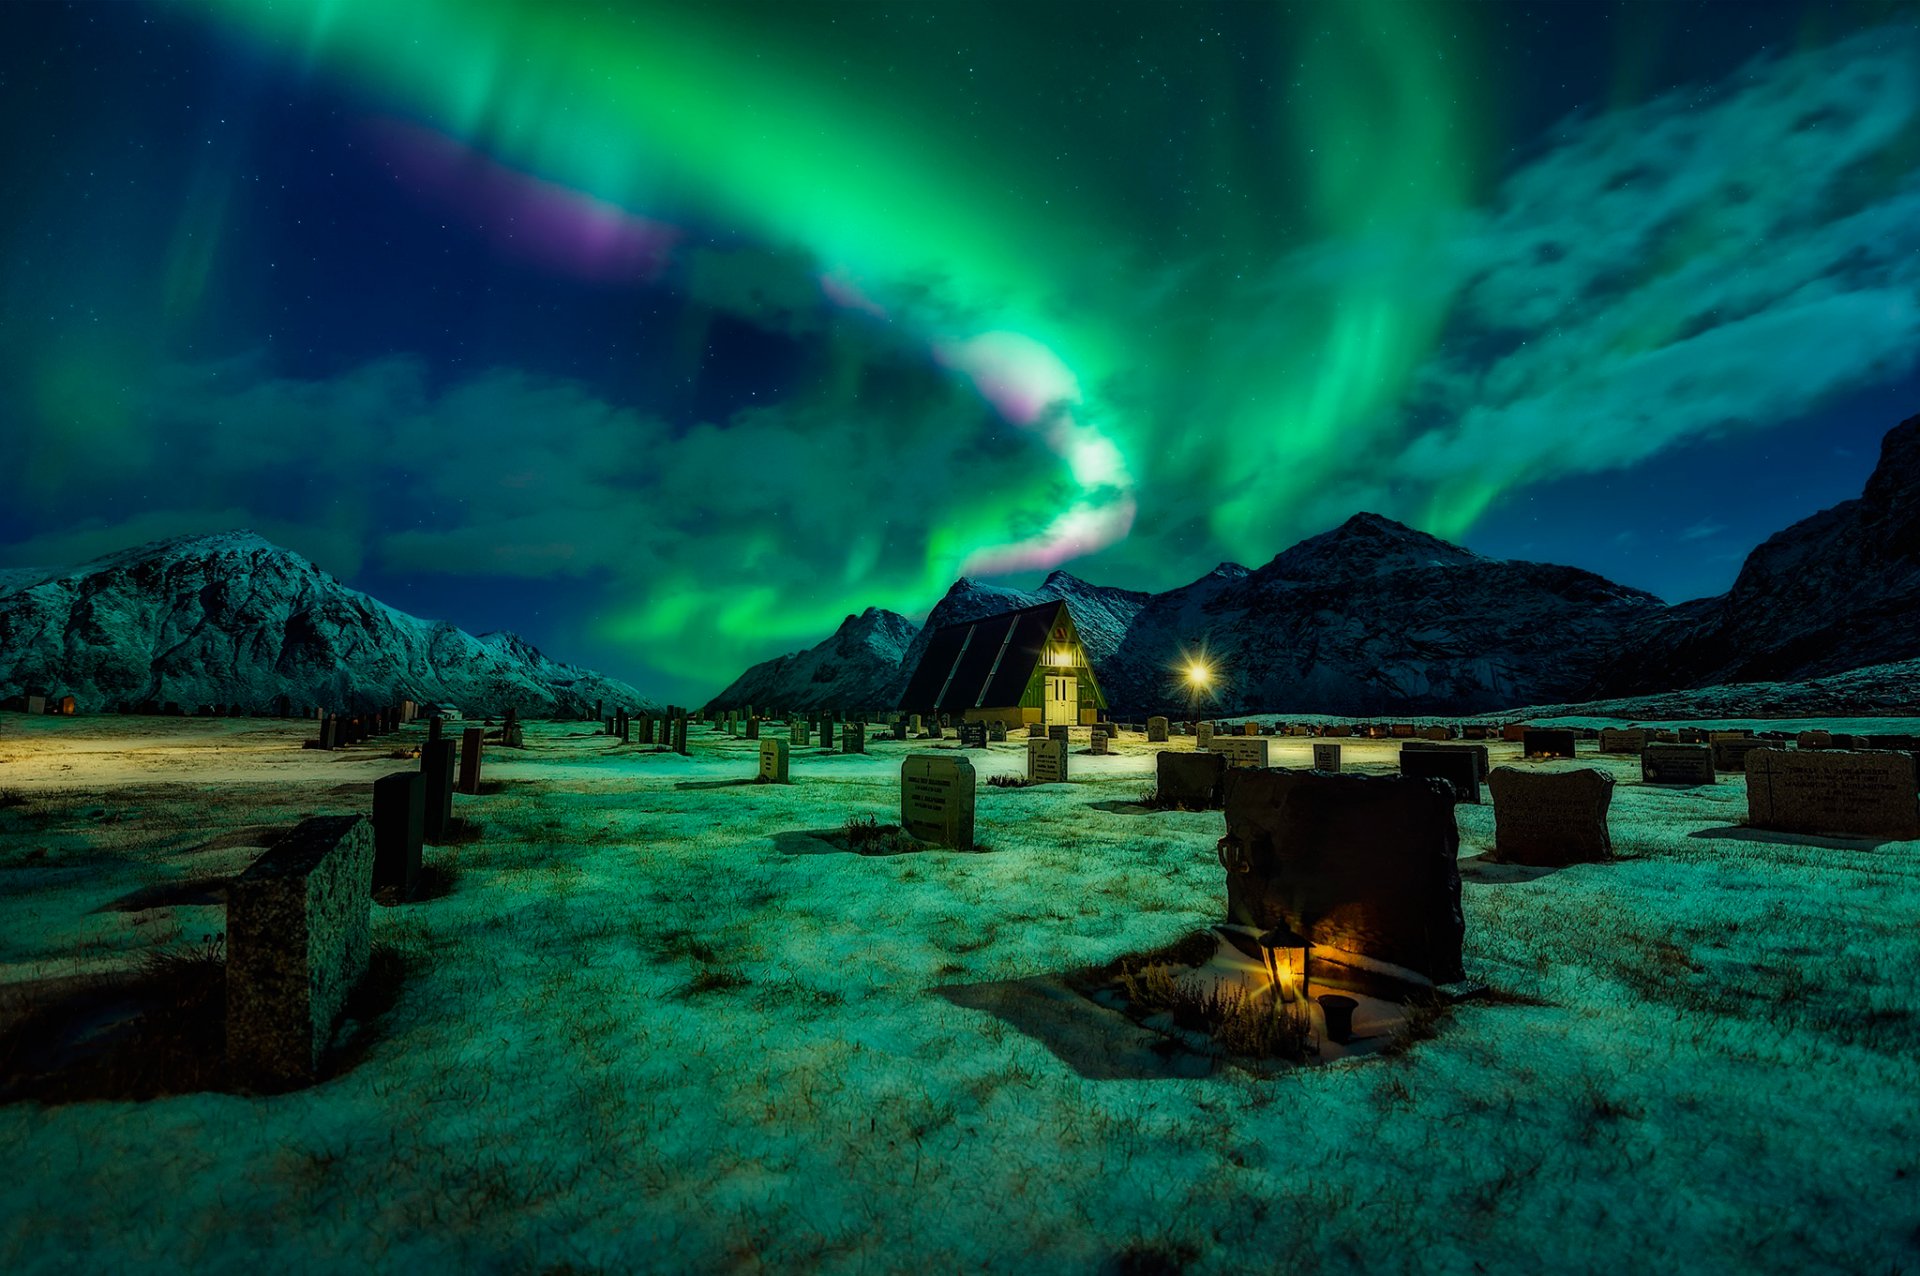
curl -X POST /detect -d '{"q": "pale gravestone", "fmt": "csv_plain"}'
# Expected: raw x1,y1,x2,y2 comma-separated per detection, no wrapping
1218,770,1464,983
759,738,790,784
1028,736,1069,783
901,756,975,851
1148,716,1169,743
842,722,866,754
1642,744,1716,786
1312,743,1342,772
226,815,374,1090
1090,728,1109,756
1195,722,1215,749
1156,751,1226,809
1745,749,1919,840
1599,728,1650,754
1487,767,1614,866
792,720,810,748
1400,747,1481,804
1210,736,1269,769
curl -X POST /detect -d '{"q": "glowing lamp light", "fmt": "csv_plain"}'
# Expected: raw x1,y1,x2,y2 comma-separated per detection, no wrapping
1186,662,1211,687
1257,923,1309,1005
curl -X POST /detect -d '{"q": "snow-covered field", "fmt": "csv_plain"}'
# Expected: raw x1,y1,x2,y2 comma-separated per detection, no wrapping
2,713,1917,1272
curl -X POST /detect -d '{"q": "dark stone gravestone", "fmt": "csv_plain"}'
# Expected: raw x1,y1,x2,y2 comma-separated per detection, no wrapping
792,720,811,747
1390,723,1414,738
1422,726,1450,741
317,715,339,751
988,722,1007,743
842,721,866,754
1522,729,1577,760
901,755,975,850
1148,716,1169,743
226,815,373,1090
672,715,689,756
1500,723,1528,742
274,694,292,718
428,715,444,744
1712,738,1768,773
457,727,484,795
1794,730,1832,750
1312,743,1342,772
421,740,456,842
1642,744,1716,786
1029,722,1048,738
1211,736,1270,769
1325,724,1352,738
1156,750,1226,809
1745,749,1920,840
1027,736,1069,783
1487,767,1614,866
745,718,760,740
960,720,987,749
1090,727,1109,756
1678,727,1708,744
637,715,656,745
1218,769,1464,983
889,719,907,742
759,738,790,784
372,771,424,900
1463,724,1489,741
1399,746,1481,804
1048,725,1069,744
1599,728,1650,754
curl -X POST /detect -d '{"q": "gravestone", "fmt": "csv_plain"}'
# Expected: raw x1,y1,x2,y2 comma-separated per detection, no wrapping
372,771,424,900
961,721,988,749
1487,767,1614,866
1312,743,1342,772
1195,722,1215,749
1794,730,1832,750
1156,750,1226,809
22,694,46,715
759,738,790,784
672,715,689,756
745,718,760,740
1090,728,1109,756
1522,729,1578,759
901,755,975,851
1218,770,1464,983
1745,749,1919,840
1148,716,1169,743
1211,736,1270,769
638,715,656,746
428,715,444,744
1027,736,1069,783
909,714,923,736
988,722,1007,743
1399,747,1481,804
420,740,456,842
1463,725,1489,741
792,720,810,747
1325,724,1352,738
1422,726,1450,742
1599,728,1650,754
1712,738,1768,773
1678,727,1708,744
1049,725,1069,744
226,815,373,1090
842,722,866,754
1402,740,1491,781
458,728,484,795
1501,724,1529,743
1709,730,1754,740
927,720,944,740
889,719,907,742
1238,722,1258,736
1029,723,1048,738
1642,744,1716,786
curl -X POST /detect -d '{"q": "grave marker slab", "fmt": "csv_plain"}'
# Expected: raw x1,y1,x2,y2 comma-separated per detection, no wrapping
1195,722,1215,749
1745,749,1919,840
1147,716,1169,743
1156,750,1226,809
759,738,790,784
1219,770,1464,983
1091,728,1109,756
1402,740,1491,781
792,720,810,747
901,756,975,850
226,815,373,1089
1027,736,1069,783
421,740,456,842
842,722,866,754
371,771,424,899
960,721,988,749
1599,728,1650,754
1642,744,1716,786
457,727,484,795
988,722,1007,743
1488,767,1614,866
1312,743,1342,772
1399,747,1481,804
1522,729,1578,759
1712,738,1768,773
1210,736,1270,769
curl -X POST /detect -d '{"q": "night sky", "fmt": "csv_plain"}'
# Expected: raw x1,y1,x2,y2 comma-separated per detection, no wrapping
3,0,1918,704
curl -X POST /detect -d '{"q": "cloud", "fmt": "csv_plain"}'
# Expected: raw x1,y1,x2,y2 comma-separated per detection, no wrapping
1679,520,1727,542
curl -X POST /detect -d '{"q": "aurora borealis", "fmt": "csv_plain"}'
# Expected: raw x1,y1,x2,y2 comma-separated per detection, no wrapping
3,1,1919,699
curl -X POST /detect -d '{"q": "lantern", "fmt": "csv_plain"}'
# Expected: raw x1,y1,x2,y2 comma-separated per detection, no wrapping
1257,923,1309,1005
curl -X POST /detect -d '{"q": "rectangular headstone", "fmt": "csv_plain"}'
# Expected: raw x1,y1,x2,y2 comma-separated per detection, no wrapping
1090,728,1109,756
1712,738,1768,773
1147,716,1169,743
1220,770,1464,983
371,771,424,900
226,815,373,1089
1522,729,1577,760
1487,767,1614,865
421,739,456,842
1598,728,1650,754
988,722,1007,743
1500,723,1528,743
759,738,790,784
1027,736,1069,783
960,720,987,749
1325,724,1351,738
1156,750,1225,809
889,719,907,741
1402,740,1491,781
1210,736,1270,769
792,720,810,747
1399,746,1481,804
1048,724,1069,744
1312,743,1342,772
1195,721,1215,749
842,721,866,754
745,718,760,740
672,715,689,756
901,755,975,850
457,727,484,795
1642,743,1716,786
1745,749,1919,839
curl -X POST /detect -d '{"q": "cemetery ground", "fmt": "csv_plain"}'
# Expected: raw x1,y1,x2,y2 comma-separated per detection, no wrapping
2,714,1918,1273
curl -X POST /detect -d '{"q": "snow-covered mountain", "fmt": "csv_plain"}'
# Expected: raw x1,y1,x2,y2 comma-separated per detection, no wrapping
1601,412,1920,693
0,531,654,716
705,607,918,712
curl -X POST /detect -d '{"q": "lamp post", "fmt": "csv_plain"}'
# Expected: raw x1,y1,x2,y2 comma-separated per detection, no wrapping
1186,661,1210,728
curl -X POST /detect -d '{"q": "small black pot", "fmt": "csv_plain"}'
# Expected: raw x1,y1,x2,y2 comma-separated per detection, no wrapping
1318,994,1359,1044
